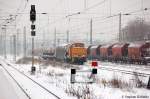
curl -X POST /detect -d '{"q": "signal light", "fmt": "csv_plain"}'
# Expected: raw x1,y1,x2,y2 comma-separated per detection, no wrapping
91,61,98,67
31,30,36,36
31,25,35,29
71,69,76,74
30,5,36,22
31,66,36,72
92,69,97,74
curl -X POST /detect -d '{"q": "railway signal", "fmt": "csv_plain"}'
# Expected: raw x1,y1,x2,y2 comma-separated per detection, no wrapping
30,5,36,22
91,61,98,67
92,68,97,74
147,76,150,89
91,61,98,74
70,68,97,83
30,5,36,74
31,24,35,30
31,30,36,36
71,69,76,83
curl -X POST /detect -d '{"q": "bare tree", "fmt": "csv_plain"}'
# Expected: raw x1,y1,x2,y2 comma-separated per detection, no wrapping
122,18,150,42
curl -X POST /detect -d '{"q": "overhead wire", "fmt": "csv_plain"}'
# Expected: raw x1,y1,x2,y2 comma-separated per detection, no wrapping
48,0,107,26
0,0,29,27
66,7,150,42
83,0,107,12
0,0,23,26
1,0,150,43
13,0,29,27
69,7,150,30
50,1,150,28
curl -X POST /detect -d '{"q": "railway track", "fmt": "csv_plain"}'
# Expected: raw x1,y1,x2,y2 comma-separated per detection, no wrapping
100,61,150,70
99,66,150,77
0,60,61,99
97,62,150,75
42,59,150,77
44,58,150,70
0,64,31,99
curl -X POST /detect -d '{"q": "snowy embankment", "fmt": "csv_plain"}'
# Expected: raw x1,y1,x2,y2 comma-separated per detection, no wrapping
2,56,150,99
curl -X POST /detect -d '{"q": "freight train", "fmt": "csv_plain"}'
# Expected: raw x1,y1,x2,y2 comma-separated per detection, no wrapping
41,41,150,65
87,41,150,65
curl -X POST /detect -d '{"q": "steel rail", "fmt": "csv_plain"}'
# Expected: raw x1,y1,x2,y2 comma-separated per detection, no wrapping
1,61,61,99
0,64,31,99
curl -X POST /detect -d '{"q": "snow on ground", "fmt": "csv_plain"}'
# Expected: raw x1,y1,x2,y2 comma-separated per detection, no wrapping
5,54,23,62
0,67,28,99
15,63,150,99
1,56,150,99
1,63,59,99
0,57,75,99
85,61,150,81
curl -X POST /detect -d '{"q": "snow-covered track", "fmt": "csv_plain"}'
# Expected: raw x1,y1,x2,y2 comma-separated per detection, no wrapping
99,66,150,77
0,61,61,99
101,62,150,71
0,63,31,99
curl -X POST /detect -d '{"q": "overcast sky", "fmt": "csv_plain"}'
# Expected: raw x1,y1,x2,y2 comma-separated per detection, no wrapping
0,0,150,46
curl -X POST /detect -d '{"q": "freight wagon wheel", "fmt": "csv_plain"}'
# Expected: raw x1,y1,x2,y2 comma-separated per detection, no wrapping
142,60,147,65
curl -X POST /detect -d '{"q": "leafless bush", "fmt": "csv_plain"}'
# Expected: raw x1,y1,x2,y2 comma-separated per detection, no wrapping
55,73,64,77
65,85,97,99
132,72,145,88
101,78,107,88
109,78,121,88
45,70,54,76
47,72,54,76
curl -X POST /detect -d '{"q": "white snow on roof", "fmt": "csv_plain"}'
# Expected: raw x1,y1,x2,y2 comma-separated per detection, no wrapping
128,43,145,48
101,44,112,48
113,44,126,48
57,43,70,47
91,45,98,49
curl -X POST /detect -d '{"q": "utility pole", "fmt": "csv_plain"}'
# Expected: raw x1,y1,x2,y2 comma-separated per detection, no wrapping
57,39,60,46
47,14,49,44
0,28,3,55
119,13,122,42
54,28,57,66
54,28,56,47
13,35,16,61
66,30,69,43
10,36,12,56
2,27,7,59
90,19,93,45
16,29,19,56
86,32,88,44
84,0,87,9
23,26,27,58
32,36,34,64
67,18,70,44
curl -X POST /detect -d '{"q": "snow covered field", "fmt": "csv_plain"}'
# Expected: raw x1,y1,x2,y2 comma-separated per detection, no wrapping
0,56,150,99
